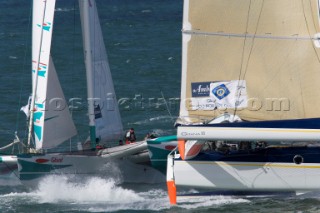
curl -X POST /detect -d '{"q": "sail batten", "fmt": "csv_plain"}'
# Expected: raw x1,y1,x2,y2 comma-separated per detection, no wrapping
186,0,320,35
179,0,320,123
183,30,320,41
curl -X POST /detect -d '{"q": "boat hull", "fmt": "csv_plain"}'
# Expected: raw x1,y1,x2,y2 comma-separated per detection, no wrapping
0,155,17,175
172,146,320,191
174,160,320,191
147,135,177,172
18,151,165,186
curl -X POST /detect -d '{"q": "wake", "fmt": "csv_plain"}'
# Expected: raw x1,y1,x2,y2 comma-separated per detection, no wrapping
0,175,253,212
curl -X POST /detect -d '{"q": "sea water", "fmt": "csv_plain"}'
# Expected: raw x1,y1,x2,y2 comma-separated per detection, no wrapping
1,0,320,212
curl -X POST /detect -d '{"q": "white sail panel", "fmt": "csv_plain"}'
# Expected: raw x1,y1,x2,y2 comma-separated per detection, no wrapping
79,0,123,143
40,57,77,149
180,0,320,123
32,0,55,91
32,1,77,149
31,0,56,149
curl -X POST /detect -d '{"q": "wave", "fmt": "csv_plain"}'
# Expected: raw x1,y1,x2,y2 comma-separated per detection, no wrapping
128,115,175,125
35,175,141,204
0,176,252,212
0,167,253,212
55,8,75,13
0,173,21,186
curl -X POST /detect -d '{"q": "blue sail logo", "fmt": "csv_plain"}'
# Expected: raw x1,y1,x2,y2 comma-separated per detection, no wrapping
37,64,47,77
32,61,47,77
37,22,52,31
212,84,230,100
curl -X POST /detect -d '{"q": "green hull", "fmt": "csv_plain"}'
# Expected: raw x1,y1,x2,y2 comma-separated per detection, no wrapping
147,135,177,173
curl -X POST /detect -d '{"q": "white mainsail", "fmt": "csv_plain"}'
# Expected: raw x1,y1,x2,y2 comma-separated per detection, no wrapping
31,0,77,149
179,0,320,123
79,0,123,143
31,0,55,92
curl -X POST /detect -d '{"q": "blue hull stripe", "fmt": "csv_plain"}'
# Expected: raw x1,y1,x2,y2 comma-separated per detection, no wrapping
191,146,320,163
190,118,320,129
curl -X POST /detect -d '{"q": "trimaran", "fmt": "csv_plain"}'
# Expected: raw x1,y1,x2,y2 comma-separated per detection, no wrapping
0,0,164,185
158,0,320,205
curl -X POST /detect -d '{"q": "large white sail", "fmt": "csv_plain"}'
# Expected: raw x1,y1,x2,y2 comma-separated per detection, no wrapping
31,0,77,149
79,0,123,143
179,0,320,123
31,0,55,92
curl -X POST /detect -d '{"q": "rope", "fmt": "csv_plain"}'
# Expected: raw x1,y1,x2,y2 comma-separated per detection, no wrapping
234,0,264,118
0,132,25,152
160,90,174,120
0,141,20,151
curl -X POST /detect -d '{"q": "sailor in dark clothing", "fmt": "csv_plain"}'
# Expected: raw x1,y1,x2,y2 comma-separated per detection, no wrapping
125,128,136,144
119,140,123,146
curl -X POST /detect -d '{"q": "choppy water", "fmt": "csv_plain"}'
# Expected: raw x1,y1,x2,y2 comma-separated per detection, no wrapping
1,174,320,213
1,0,320,212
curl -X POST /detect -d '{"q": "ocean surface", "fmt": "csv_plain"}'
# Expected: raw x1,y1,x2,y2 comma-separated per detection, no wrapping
1,0,320,212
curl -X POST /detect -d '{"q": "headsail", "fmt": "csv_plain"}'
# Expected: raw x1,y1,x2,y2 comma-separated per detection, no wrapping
31,0,77,149
38,57,77,149
179,0,320,123
79,0,123,143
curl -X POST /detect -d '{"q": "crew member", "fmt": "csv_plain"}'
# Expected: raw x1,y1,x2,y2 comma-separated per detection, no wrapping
125,128,136,144
119,140,123,146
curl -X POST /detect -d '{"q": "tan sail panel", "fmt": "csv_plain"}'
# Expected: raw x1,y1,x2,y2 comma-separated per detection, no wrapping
180,0,320,123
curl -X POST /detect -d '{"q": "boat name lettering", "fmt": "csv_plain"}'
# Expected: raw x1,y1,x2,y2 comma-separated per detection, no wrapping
181,131,205,136
51,157,63,163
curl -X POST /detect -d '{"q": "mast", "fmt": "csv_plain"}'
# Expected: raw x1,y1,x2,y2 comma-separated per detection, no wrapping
79,0,123,145
82,0,96,149
27,0,48,151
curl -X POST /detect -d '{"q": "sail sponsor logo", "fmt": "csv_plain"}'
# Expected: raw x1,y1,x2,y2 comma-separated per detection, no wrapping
191,80,247,109
191,82,211,97
33,103,44,141
51,157,63,163
208,80,247,109
32,61,47,77
37,22,52,32
37,64,47,77
211,84,230,100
